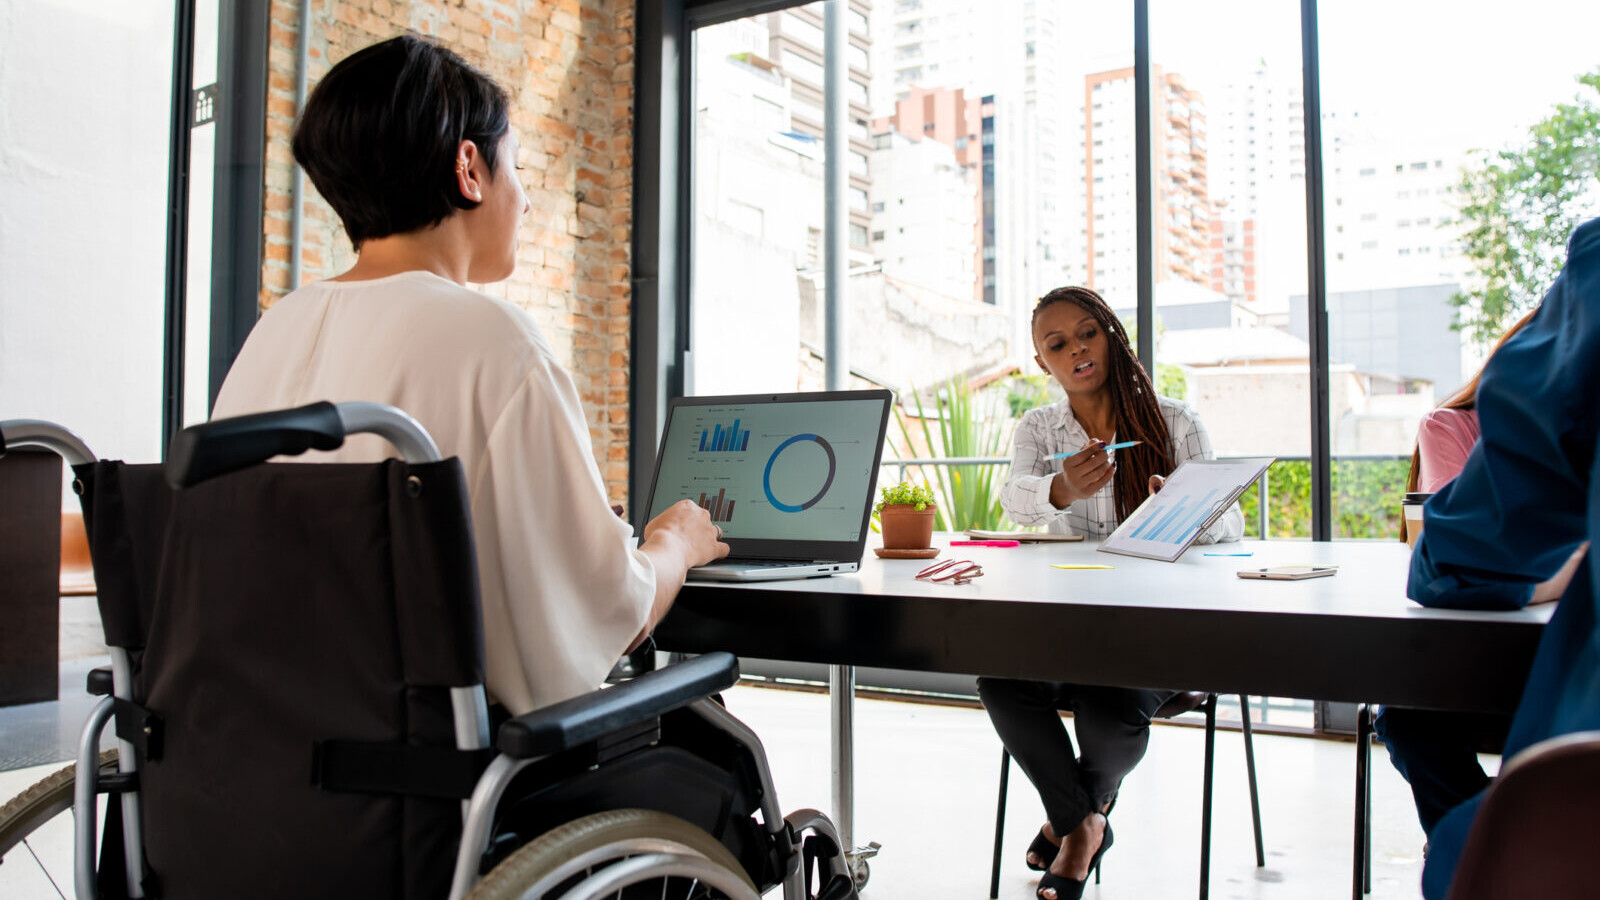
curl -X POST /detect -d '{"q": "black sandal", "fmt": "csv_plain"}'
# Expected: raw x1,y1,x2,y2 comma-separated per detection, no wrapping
1025,827,1057,872
1035,818,1113,900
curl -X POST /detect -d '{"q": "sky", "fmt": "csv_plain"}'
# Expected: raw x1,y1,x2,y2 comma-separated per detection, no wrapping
1145,0,1600,155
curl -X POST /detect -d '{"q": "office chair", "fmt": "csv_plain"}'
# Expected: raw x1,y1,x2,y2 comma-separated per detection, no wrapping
989,692,1265,900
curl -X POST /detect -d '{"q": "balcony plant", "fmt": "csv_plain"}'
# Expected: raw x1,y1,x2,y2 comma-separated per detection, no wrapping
898,378,1010,532
874,482,938,550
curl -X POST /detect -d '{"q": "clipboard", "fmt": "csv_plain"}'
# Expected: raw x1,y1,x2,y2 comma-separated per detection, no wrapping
1097,457,1274,562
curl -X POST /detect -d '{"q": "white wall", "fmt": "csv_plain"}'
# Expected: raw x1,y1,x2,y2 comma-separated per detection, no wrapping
0,0,173,465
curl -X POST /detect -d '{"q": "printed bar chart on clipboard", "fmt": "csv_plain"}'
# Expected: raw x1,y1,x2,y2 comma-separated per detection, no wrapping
1099,457,1275,562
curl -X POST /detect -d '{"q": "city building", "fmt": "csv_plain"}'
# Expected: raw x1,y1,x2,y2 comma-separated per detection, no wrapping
874,0,1075,359
1325,137,1471,293
868,128,979,303
766,5,876,251
1083,66,1211,304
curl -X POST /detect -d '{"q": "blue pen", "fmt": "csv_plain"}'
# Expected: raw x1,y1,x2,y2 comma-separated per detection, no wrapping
1048,440,1141,461
1204,552,1254,557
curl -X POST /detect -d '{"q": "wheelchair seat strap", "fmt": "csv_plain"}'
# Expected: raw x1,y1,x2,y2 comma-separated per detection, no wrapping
312,741,494,800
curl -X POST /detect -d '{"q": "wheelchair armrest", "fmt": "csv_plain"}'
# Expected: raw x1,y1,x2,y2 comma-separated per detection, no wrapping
87,666,114,696
497,651,739,759
166,401,345,488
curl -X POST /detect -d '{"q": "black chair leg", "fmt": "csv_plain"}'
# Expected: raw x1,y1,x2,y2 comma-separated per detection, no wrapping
1353,703,1373,900
1364,709,1374,895
1239,695,1265,867
991,748,1009,900
1199,693,1216,900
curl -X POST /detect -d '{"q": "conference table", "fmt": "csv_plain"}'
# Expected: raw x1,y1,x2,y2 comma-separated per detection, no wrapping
655,535,1552,898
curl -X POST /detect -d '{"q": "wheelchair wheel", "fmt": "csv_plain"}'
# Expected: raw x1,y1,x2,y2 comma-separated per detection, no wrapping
0,750,118,893
467,808,760,900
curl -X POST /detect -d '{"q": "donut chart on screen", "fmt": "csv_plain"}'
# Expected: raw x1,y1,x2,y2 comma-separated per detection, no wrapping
762,434,837,513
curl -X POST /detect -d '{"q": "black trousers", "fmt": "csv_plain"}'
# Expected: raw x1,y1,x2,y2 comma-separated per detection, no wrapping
1373,705,1511,836
978,678,1175,836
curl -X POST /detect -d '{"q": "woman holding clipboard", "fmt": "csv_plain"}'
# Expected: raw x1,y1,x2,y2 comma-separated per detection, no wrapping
983,286,1242,900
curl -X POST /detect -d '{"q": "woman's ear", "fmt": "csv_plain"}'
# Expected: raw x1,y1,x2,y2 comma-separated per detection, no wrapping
453,139,484,203
1034,353,1049,373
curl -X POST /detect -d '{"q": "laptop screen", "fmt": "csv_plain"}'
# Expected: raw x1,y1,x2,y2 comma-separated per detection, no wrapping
644,390,892,560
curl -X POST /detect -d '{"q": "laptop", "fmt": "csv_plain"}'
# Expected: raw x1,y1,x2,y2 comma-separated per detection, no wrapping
642,389,893,581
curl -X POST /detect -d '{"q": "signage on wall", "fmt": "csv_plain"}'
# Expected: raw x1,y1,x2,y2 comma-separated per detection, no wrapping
192,84,217,127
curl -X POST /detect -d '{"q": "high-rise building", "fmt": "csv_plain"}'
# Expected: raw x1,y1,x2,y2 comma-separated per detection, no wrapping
868,129,978,303
1206,64,1307,310
872,85,984,303
1325,140,1470,293
873,0,1074,359
767,5,876,252
1083,66,1211,304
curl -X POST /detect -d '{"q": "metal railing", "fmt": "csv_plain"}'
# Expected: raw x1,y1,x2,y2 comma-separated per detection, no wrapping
880,453,1410,540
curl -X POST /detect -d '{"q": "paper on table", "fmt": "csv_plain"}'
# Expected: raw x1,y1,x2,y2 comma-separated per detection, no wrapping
966,529,1086,543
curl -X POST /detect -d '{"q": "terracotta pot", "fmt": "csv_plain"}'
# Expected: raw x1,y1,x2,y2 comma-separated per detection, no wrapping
879,504,937,550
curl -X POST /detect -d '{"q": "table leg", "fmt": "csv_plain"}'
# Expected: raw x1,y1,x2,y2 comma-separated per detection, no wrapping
831,663,880,889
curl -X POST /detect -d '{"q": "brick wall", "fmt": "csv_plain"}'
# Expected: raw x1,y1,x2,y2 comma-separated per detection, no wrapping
261,0,636,502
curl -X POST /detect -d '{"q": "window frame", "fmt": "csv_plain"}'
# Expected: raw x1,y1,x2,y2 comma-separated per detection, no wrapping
634,0,1334,539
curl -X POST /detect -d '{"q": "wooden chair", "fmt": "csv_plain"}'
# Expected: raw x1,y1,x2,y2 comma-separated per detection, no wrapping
60,510,97,595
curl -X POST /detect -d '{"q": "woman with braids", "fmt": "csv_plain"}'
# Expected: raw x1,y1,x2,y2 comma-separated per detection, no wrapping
980,285,1242,900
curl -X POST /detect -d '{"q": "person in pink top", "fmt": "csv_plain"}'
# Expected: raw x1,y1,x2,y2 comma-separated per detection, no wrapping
1378,310,1534,840
1415,407,1481,494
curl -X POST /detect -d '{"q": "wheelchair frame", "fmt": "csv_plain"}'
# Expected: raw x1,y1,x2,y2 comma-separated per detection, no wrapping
1,404,856,900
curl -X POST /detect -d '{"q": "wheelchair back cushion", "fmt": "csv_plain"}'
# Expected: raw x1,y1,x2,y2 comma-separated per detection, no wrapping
77,459,484,900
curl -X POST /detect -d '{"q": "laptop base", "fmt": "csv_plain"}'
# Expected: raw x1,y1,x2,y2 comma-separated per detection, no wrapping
687,560,858,582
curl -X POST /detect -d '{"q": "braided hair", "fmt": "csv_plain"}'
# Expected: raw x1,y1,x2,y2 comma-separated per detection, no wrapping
1032,286,1176,523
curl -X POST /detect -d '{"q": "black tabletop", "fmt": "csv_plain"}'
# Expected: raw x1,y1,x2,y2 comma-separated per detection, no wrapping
656,537,1551,713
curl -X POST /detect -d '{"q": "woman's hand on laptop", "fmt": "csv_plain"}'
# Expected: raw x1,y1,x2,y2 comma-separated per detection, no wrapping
632,501,730,650
643,499,731,568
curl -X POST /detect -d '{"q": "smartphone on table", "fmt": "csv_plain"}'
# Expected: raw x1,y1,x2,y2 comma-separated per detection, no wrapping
1237,565,1338,581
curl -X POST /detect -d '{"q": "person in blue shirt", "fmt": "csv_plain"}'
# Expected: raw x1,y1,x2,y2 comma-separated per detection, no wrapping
1409,216,1598,899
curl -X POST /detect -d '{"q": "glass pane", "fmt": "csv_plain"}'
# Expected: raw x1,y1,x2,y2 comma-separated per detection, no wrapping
0,1,175,463
691,1,1131,532
1319,1,1600,538
1150,0,1312,538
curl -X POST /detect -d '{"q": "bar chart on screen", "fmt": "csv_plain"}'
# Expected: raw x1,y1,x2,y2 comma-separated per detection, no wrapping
696,417,750,453
1099,457,1274,562
696,487,737,523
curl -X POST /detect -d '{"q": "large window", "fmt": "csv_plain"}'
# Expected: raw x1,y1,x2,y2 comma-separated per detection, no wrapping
645,0,1600,542
1150,0,1312,538
0,0,178,462
1318,0,1600,539
687,0,1131,439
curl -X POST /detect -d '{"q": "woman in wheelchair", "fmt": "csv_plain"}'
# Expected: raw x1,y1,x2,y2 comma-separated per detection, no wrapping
0,33,856,900
213,33,728,718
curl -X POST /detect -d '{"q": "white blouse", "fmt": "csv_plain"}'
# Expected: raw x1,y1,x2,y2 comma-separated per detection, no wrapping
213,271,654,715
999,394,1243,543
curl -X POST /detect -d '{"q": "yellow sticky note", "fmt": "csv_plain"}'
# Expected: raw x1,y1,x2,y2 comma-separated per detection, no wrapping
1050,564,1115,570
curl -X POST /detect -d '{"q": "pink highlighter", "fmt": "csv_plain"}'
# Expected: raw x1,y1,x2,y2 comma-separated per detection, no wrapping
948,540,1021,548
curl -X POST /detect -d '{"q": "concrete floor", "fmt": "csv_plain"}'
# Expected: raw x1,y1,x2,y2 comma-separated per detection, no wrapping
1,680,1455,900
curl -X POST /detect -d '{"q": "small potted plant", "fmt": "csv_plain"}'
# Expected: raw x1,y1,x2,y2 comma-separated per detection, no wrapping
875,482,938,553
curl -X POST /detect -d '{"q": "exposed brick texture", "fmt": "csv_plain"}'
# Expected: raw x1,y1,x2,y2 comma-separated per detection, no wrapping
262,0,636,502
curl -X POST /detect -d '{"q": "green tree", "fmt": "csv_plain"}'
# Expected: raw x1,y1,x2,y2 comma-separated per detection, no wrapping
1454,69,1600,348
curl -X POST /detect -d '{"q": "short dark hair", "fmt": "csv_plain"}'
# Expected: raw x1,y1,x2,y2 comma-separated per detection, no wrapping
292,35,510,250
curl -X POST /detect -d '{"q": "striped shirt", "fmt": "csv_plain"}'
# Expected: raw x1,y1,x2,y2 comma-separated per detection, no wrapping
999,395,1243,543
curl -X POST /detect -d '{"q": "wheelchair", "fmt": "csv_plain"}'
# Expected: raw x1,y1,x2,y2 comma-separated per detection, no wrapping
0,403,858,900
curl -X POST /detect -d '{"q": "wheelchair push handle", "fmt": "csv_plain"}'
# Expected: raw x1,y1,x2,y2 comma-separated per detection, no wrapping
166,400,442,488
0,419,97,466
